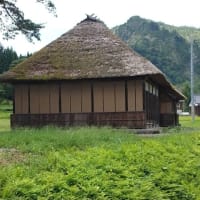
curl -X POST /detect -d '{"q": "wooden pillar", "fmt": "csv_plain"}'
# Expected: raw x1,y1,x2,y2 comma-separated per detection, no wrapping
125,80,128,111
28,85,30,114
13,86,15,114
91,83,94,112
59,83,61,113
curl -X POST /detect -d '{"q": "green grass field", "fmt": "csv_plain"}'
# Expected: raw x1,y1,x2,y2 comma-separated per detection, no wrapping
0,105,200,199
179,115,200,128
0,103,11,132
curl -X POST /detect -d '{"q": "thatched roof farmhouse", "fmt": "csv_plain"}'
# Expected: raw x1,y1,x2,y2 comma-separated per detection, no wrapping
0,16,185,128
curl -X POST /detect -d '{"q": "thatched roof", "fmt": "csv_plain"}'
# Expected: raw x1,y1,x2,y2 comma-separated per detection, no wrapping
0,17,184,100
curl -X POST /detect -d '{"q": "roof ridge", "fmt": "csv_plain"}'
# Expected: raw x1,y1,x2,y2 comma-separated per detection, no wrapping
79,14,103,24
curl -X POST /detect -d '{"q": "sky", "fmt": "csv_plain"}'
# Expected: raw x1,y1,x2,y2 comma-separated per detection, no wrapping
1,0,200,55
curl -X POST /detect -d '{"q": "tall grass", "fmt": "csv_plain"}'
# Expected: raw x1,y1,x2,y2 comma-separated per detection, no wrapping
0,127,139,152
0,103,11,132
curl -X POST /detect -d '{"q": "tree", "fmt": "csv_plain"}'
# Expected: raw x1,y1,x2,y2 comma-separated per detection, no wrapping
0,45,18,73
0,46,31,102
0,0,56,41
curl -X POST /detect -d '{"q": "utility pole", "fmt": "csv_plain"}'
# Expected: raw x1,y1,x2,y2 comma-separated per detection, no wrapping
191,40,195,122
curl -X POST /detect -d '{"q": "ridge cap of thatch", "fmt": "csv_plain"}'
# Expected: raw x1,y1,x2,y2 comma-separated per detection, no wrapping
79,14,104,24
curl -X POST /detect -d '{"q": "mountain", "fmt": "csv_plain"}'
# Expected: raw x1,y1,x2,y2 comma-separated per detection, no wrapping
113,16,200,92
159,23,200,42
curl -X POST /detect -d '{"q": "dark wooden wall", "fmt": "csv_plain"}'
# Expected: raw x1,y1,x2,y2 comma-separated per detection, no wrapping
12,79,179,128
14,80,144,115
11,112,146,129
12,79,147,128
160,92,175,114
144,81,159,127
159,91,178,126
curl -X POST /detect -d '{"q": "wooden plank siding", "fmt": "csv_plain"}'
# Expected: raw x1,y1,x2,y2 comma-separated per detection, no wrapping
14,80,144,115
39,84,50,114
115,82,125,112
160,92,175,114
160,102,172,113
127,80,136,111
49,84,59,113
81,82,91,112
159,90,178,126
61,83,71,113
103,82,115,112
93,81,126,113
30,84,59,114
25,81,126,114
70,83,82,113
14,85,29,114
61,81,92,113
127,80,143,112
93,82,104,112
30,85,40,114
12,79,180,128
22,86,29,114
135,80,143,111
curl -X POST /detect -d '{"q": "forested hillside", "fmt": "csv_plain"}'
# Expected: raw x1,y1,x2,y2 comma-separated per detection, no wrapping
0,45,30,101
159,23,200,42
0,46,18,74
113,16,200,93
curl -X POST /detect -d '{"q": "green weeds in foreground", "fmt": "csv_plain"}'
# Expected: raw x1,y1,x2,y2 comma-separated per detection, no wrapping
1,106,200,199
0,128,200,199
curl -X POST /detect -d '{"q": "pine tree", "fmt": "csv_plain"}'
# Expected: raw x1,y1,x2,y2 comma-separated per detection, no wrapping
0,0,56,41
0,46,18,73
